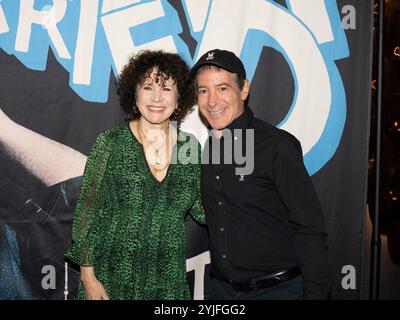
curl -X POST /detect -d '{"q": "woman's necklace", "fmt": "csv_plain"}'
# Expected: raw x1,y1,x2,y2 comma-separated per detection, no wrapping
137,121,170,171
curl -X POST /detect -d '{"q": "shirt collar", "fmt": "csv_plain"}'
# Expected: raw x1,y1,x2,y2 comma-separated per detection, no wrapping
206,107,254,140
225,106,254,130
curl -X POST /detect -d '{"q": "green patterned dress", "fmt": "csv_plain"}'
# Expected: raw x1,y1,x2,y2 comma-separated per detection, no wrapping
65,122,205,300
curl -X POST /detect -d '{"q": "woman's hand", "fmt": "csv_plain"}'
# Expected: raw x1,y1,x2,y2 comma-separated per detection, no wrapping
80,266,110,300
82,277,110,300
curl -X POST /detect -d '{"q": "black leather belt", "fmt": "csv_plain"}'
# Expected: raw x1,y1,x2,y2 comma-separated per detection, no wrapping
230,267,301,292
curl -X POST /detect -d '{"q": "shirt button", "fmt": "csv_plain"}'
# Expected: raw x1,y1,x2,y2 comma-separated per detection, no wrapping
216,175,220,180
220,227,224,232
218,201,223,206
222,254,227,259
234,136,238,141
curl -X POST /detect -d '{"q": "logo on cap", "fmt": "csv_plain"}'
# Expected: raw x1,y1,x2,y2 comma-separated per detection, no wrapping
206,52,215,60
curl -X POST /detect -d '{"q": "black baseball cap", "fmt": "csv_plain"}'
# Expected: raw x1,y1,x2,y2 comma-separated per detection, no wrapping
189,49,246,80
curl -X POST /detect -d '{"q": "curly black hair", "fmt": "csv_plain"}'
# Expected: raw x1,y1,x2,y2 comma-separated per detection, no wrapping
117,50,195,125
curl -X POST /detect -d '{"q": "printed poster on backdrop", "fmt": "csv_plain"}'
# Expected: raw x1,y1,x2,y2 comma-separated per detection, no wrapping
0,0,372,299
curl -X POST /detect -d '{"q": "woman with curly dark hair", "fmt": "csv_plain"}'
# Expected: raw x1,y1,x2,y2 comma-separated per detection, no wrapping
66,50,205,300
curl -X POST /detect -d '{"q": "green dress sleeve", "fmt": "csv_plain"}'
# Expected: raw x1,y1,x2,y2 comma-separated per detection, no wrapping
189,140,206,224
65,132,111,266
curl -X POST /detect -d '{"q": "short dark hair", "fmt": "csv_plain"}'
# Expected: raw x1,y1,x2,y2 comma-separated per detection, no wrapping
117,50,195,125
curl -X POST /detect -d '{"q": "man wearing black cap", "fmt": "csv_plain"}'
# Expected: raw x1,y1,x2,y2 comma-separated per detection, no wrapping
190,49,330,299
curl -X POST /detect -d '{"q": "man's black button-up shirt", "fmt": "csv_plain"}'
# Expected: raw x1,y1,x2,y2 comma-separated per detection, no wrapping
201,107,330,299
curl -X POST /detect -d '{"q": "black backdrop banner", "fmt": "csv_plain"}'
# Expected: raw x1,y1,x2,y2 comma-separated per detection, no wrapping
0,0,372,299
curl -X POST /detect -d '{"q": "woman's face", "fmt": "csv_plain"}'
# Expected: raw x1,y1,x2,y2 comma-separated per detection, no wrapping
135,68,178,126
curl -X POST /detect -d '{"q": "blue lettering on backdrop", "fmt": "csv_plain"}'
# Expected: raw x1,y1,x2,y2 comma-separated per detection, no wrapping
0,0,349,175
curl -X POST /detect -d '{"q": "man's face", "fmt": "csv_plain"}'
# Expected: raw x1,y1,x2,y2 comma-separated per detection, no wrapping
196,67,249,130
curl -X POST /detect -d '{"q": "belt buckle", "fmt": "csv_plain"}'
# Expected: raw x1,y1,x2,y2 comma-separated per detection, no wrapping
246,279,258,292
232,267,300,292
233,279,258,292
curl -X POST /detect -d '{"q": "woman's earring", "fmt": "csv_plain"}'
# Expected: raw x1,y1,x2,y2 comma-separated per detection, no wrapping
174,106,181,115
